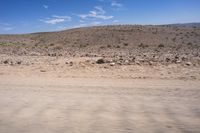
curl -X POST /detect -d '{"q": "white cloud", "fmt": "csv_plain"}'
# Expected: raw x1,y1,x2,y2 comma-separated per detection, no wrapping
0,22,13,31
94,6,106,14
98,0,123,7
113,20,119,23
79,20,85,23
44,19,65,24
40,15,71,25
52,15,71,19
111,1,123,7
73,23,88,28
73,21,102,28
78,6,113,20
43,5,49,9
57,26,68,30
91,21,102,25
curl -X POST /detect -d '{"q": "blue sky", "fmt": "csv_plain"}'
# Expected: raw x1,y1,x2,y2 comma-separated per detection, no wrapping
0,0,200,34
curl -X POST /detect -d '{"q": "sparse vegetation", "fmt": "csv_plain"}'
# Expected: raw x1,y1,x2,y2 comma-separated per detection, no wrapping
187,42,192,46
80,44,87,48
96,58,105,64
116,45,120,48
107,44,111,48
158,44,164,48
123,43,129,46
50,43,55,46
138,43,148,48
54,46,63,50
100,46,105,49
172,37,176,42
0,25,199,64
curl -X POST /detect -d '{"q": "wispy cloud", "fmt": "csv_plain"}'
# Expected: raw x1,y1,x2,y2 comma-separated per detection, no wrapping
44,19,65,24
0,23,10,26
113,20,119,23
73,21,102,28
57,26,68,30
98,0,123,7
79,20,85,23
0,22,14,31
43,5,49,9
40,15,71,24
73,23,88,28
78,6,113,20
111,0,123,7
91,21,102,25
3,27,14,31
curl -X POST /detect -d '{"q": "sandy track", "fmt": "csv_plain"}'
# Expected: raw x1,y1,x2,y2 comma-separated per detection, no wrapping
0,76,200,133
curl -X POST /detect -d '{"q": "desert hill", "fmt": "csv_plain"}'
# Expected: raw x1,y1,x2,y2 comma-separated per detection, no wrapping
0,25,200,66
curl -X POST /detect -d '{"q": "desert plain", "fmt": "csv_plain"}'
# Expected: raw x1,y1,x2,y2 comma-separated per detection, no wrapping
0,25,200,133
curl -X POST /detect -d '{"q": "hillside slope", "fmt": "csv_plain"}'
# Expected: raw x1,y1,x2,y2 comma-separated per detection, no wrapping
0,25,200,66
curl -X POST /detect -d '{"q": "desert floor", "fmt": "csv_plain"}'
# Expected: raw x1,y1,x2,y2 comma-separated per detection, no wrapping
0,56,200,133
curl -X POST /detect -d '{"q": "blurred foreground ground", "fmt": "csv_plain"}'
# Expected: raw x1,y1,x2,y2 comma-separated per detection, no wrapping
0,55,200,133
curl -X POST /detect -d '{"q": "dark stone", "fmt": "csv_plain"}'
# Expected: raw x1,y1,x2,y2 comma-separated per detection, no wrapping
96,59,105,64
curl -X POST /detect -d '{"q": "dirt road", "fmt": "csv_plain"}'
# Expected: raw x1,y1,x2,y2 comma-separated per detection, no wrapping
0,76,200,133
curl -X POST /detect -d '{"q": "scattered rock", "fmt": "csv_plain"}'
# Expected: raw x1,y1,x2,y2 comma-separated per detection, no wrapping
3,60,9,64
117,61,122,65
40,70,46,72
110,62,115,66
119,57,123,61
149,61,153,65
10,61,15,65
16,61,22,65
135,61,141,65
176,60,181,64
85,60,90,62
132,57,136,62
65,61,69,64
181,57,187,61
125,60,129,64
96,58,105,64
166,58,170,62
69,61,73,66
48,53,57,57
186,62,192,66
175,55,179,59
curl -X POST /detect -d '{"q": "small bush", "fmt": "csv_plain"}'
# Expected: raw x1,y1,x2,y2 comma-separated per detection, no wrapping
138,43,148,48
100,46,105,49
116,45,120,48
107,44,111,48
54,46,62,50
0,42,4,45
96,59,105,64
172,37,176,42
123,43,129,46
50,43,54,46
80,44,86,48
158,44,164,48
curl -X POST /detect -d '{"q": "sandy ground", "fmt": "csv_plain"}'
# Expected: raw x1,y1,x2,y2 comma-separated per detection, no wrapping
0,74,200,133
0,55,200,133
